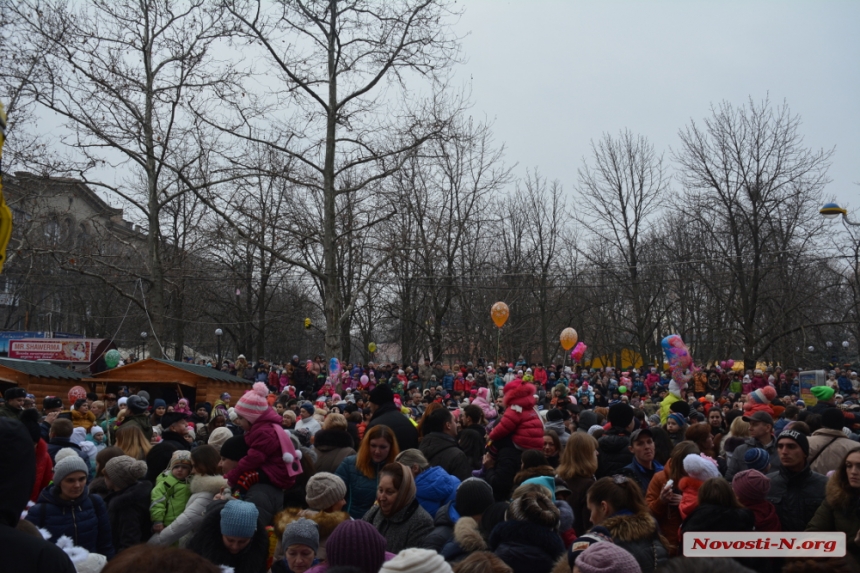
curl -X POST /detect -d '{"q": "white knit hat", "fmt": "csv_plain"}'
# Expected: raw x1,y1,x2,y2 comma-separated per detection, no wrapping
683,453,721,482
378,548,453,573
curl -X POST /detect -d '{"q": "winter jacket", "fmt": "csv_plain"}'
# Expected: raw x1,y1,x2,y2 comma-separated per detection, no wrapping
363,498,434,554
187,499,269,573
0,403,22,419
440,516,487,563
120,412,153,441
680,504,767,573
600,511,669,573
71,408,96,431
621,458,663,495
30,439,53,503
419,432,473,481
678,476,705,520
595,429,633,479
645,465,683,555
421,501,458,553
472,388,497,420
807,478,860,562
312,429,356,474
415,465,459,517
766,465,827,532
148,474,227,547
745,499,782,532
489,520,565,573
335,454,383,519
807,428,860,475
225,407,296,490
26,485,115,559
488,380,544,451
727,436,781,481
366,401,419,451
104,480,153,552
275,507,350,561
560,475,594,536
150,471,191,527
47,436,89,467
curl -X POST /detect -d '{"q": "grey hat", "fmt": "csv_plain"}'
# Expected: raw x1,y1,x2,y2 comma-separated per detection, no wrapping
305,472,347,511
53,454,89,485
281,518,319,553
126,394,149,414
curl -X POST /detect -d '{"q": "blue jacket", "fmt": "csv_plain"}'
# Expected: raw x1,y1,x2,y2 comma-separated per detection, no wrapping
443,374,454,391
415,465,459,516
621,458,664,494
335,455,382,520
26,486,114,559
839,376,853,395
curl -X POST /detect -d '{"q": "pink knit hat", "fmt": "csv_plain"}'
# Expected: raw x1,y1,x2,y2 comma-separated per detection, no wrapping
234,382,270,424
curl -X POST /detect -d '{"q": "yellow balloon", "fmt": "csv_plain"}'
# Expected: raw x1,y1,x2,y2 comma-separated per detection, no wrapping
560,328,578,351
368,342,377,353
491,302,510,328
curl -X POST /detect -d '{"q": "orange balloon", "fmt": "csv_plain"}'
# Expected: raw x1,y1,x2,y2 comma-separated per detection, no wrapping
560,327,578,351
491,302,510,328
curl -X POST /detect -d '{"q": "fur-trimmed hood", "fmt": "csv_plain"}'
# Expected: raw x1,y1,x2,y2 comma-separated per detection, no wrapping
502,379,537,408
275,506,351,539
189,474,227,495
601,511,660,543
825,476,860,509
312,428,355,451
453,516,487,552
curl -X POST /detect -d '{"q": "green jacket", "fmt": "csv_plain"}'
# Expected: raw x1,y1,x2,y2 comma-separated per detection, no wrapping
0,403,22,419
150,471,191,527
121,413,153,441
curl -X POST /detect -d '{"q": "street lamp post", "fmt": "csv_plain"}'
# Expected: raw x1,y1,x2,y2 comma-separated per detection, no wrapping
141,331,148,360
820,203,860,227
215,328,223,368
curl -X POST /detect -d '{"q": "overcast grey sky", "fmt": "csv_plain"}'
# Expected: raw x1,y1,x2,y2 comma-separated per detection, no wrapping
451,0,859,212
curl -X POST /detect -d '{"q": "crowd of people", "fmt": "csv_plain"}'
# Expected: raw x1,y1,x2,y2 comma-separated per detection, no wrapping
2,356,860,573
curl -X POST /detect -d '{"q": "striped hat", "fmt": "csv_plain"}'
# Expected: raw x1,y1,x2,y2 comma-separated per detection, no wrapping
234,382,271,424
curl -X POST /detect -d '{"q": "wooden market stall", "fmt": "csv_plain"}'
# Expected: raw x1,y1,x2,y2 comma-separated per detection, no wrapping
0,357,86,405
87,357,252,406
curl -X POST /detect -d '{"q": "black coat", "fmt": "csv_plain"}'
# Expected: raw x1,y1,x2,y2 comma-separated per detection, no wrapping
421,501,456,553
767,465,828,532
47,437,89,466
26,486,115,558
489,520,565,573
144,439,183,483
596,429,633,479
681,505,770,573
419,432,473,481
458,424,486,470
188,500,269,573
366,401,418,451
104,480,153,552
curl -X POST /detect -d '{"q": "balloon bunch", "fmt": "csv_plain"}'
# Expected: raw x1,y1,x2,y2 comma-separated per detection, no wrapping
570,342,587,363
661,334,697,385
719,359,735,370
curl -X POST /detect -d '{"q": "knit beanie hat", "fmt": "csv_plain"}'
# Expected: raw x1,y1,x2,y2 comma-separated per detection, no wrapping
743,447,770,472
153,398,166,409
220,435,250,461
90,425,104,437
507,490,560,529
667,413,687,428
777,429,810,457
326,520,387,573
607,403,634,429
575,542,642,573
104,455,147,490
281,518,319,553
456,478,495,517
126,395,148,414
169,450,193,472
53,454,89,485
811,386,835,402
369,384,395,405
220,499,259,538
732,469,771,504
234,382,271,424
682,453,720,482
54,447,80,464
378,548,453,573
750,386,777,404
305,472,347,511
207,427,233,452
821,408,845,431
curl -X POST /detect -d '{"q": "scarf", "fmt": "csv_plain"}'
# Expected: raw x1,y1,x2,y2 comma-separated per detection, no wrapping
386,463,417,517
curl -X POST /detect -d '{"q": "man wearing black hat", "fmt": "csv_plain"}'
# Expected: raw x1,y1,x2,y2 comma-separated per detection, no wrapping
39,396,65,442
766,429,827,532
365,384,418,451
596,403,636,478
0,387,26,419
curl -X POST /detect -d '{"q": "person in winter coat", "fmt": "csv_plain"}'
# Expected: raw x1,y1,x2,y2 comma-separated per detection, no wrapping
336,424,400,519
150,449,193,533
226,382,303,493
586,476,669,573
428,479,498,560
275,472,351,562
148,445,227,547
102,455,153,552
188,499,269,573
678,453,721,519
458,405,487,471
544,409,569,450
766,430,827,532
645,441,698,556
366,384,419,451
807,449,860,562
70,399,97,432
362,462,434,553
419,408,473,481
489,487,565,573
664,412,687,447
120,395,154,441
596,403,636,478
807,408,860,475
17,409,54,503
272,518,321,573
26,452,115,559
396,449,459,517
727,411,781,481
557,432,599,536
472,387,497,420
732,469,781,532
312,413,357,473
305,520,391,573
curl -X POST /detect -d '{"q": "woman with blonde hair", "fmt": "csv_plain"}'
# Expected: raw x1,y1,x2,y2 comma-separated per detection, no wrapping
721,416,750,458
114,424,152,461
556,432,599,536
335,424,400,519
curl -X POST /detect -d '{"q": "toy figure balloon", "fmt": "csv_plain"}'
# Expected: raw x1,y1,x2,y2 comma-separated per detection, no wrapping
329,357,340,374
104,349,121,369
560,328,578,351
570,342,587,363
491,302,510,328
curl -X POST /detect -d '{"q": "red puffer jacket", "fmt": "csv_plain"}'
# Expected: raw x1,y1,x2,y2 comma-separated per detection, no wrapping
225,407,296,490
488,379,544,450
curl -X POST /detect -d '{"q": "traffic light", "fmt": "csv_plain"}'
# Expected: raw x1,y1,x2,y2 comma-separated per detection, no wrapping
0,102,11,273
304,317,311,330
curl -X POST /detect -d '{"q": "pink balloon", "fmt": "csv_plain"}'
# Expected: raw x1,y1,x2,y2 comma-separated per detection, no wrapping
727,359,735,368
